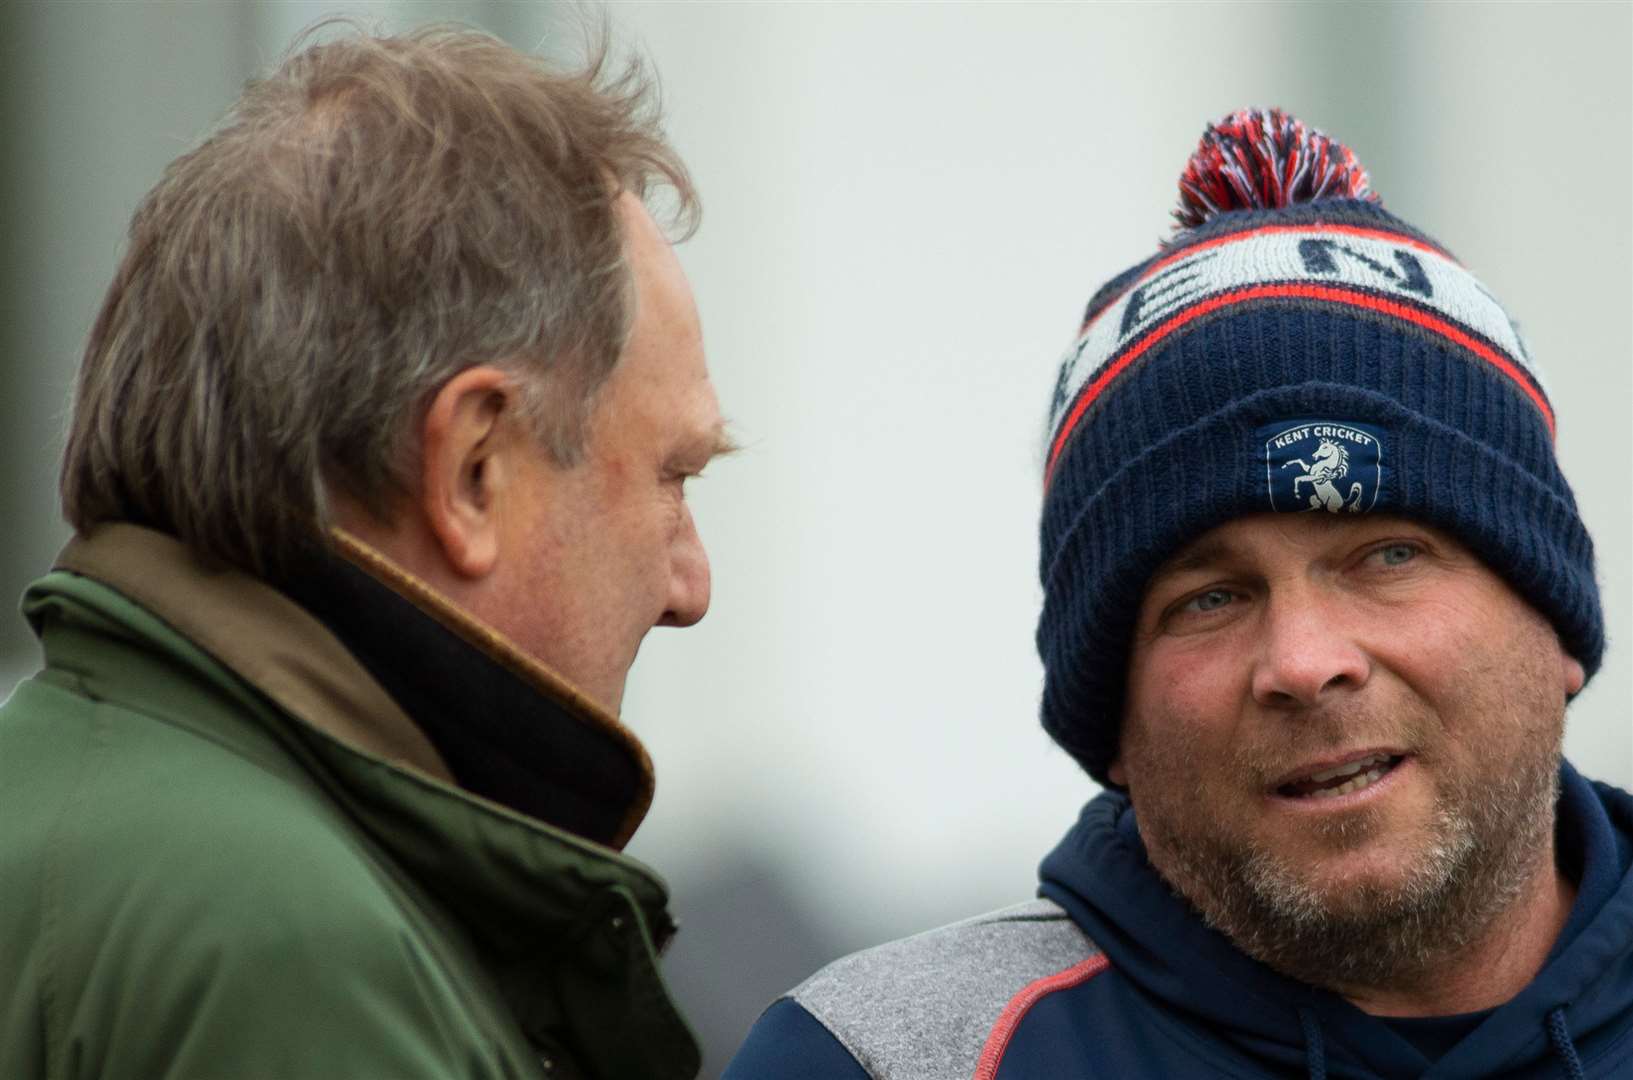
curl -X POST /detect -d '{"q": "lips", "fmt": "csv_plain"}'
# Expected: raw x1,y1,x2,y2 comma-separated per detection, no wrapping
1275,752,1404,799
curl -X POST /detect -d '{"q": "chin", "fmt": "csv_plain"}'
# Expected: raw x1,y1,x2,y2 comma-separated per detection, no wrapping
1260,843,1456,920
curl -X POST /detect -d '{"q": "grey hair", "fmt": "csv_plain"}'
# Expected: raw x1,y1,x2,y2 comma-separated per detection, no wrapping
61,19,698,579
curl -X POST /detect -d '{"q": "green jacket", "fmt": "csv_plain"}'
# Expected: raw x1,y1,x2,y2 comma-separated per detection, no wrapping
0,525,700,1079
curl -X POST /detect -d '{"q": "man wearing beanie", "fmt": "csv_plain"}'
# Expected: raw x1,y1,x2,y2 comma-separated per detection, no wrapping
726,109,1633,1078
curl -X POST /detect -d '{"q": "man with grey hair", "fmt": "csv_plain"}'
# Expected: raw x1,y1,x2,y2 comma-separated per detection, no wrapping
0,24,730,1079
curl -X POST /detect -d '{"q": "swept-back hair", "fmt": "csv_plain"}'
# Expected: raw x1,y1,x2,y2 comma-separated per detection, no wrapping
61,20,697,579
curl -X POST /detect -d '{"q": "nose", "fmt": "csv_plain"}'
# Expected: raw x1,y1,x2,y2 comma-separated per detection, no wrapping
1250,591,1371,709
659,504,711,628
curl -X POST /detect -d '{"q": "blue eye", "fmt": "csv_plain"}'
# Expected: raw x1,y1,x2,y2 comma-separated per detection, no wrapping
1378,543,1418,566
1188,589,1234,612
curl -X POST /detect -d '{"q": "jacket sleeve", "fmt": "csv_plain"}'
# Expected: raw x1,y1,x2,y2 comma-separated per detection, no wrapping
723,997,873,1080
70,888,521,1080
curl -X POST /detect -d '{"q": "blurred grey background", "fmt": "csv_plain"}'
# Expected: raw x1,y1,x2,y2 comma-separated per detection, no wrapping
3,2,1629,1076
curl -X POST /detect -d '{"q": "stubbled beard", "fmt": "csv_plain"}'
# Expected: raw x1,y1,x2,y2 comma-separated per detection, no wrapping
1125,649,1567,997
1142,746,1560,992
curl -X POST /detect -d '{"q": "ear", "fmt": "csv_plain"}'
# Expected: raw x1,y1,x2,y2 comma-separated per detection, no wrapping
1106,756,1128,788
418,366,519,580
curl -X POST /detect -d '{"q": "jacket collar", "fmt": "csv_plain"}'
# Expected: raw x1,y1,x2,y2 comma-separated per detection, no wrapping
55,523,654,849
287,527,654,849
55,523,453,781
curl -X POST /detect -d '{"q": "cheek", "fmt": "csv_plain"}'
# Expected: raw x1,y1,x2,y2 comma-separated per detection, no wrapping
1366,593,1541,705
580,446,634,508
1122,643,1247,788
1127,638,1248,732
1371,601,1463,671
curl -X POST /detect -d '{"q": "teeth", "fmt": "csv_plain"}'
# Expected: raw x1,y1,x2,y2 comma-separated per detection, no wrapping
1308,765,1387,800
1305,753,1389,785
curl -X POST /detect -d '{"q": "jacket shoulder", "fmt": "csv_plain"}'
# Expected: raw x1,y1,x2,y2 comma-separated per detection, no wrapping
785,899,1102,1080
724,997,873,1080
1,678,534,1080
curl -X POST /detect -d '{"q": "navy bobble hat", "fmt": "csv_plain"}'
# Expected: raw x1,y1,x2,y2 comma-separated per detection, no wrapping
1037,108,1602,787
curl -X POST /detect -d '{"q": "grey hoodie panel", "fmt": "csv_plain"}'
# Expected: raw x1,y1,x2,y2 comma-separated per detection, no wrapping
789,899,1101,1080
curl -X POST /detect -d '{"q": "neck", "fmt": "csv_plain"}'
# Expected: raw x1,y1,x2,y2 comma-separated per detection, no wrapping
1342,847,1575,1017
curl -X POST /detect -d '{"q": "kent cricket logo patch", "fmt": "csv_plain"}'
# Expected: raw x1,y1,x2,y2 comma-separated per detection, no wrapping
1260,420,1385,514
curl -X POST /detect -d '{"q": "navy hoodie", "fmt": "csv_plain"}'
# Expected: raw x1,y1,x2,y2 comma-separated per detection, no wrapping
726,761,1633,1078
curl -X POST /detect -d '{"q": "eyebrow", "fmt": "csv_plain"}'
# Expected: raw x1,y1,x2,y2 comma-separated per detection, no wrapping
675,420,741,469
1150,537,1237,582
707,421,742,460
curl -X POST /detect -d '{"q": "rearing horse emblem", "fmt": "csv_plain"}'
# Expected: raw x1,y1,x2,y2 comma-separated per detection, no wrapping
1281,438,1364,513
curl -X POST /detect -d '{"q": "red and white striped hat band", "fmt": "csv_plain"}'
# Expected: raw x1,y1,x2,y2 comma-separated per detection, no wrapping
1043,222,1553,485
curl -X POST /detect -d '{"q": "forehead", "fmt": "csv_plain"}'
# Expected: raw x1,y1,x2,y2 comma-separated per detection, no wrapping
591,196,721,447
620,194,693,317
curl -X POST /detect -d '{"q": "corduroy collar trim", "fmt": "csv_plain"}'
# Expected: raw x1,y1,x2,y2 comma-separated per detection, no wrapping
56,523,453,782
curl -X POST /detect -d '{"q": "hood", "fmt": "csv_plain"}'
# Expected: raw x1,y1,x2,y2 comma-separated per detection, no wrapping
1038,761,1633,1078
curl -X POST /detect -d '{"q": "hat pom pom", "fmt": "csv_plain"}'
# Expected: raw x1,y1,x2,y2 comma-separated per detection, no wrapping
1173,107,1378,233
